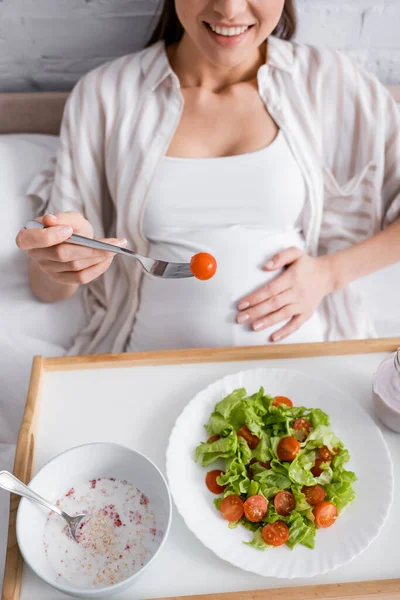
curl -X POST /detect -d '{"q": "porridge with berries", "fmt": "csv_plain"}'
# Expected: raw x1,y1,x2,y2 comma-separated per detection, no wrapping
44,478,163,588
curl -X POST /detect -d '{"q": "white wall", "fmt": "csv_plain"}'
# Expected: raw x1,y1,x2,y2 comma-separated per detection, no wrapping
0,0,399,92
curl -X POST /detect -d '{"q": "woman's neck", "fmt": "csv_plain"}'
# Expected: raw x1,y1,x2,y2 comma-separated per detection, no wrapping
167,34,266,93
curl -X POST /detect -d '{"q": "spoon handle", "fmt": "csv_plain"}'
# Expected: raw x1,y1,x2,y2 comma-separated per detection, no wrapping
0,471,64,518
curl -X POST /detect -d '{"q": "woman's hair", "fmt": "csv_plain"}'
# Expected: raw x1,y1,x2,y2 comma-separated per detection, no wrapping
147,0,297,47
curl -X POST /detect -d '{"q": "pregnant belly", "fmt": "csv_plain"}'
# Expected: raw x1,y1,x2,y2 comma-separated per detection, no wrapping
128,227,326,352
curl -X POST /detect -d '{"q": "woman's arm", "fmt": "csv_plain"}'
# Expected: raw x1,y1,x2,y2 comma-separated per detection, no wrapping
235,217,400,342
328,217,400,292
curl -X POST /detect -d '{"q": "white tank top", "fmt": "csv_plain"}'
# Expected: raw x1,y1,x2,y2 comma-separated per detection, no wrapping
127,132,325,351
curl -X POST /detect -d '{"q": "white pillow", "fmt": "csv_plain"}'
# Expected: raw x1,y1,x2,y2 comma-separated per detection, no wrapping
0,134,87,351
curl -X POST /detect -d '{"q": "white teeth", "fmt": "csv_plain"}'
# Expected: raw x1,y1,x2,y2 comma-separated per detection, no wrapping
209,24,249,36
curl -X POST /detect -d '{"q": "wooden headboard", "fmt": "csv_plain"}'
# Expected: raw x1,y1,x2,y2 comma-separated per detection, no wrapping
0,86,400,136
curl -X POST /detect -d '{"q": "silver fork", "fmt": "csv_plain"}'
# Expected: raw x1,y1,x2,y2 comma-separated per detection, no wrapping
24,220,194,279
0,471,90,543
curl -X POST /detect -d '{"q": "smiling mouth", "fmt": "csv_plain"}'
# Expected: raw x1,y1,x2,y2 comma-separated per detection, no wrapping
204,22,255,37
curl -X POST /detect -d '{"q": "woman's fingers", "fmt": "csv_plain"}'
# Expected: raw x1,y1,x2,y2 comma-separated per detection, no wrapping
251,304,301,332
49,257,114,285
262,247,304,271
36,255,114,274
16,224,73,250
27,238,126,263
237,289,293,325
269,315,309,342
237,272,291,311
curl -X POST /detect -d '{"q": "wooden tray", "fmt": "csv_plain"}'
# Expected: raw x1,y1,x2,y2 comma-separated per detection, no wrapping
3,339,400,600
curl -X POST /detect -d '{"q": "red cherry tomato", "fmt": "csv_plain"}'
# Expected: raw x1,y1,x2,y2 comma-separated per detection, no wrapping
220,495,244,522
274,491,296,516
292,418,313,441
313,501,338,528
205,470,226,494
311,458,325,477
273,396,293,407
190,253,217,280
301,485,326,505
237,425,260,449
319,445,340,461
207,435,220,443
262,521,290,546
243,495,268,523
277,437,300,462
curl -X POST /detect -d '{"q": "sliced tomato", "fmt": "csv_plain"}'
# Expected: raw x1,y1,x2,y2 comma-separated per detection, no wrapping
243,495,268,523
311,458,325,477
262,521,290,546
301,485,326,505
220,495,244,522
274,491,296,516
273,396,293,407
292,418,312,441
319,445,340,461
313,501,338,528
277,436,300,462
207,434,220,443
205,470,226,494
237,425,260,450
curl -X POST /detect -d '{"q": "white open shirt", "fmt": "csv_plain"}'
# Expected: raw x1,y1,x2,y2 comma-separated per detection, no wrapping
27,36,400,355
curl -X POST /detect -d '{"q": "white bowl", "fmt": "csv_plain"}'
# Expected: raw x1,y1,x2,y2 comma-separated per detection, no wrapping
16,442,172,598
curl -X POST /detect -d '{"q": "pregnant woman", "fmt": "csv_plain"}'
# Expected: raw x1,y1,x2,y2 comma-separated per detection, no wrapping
16,0,400,355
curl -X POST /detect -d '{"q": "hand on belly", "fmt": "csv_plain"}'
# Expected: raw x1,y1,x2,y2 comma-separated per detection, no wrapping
236,246,334,342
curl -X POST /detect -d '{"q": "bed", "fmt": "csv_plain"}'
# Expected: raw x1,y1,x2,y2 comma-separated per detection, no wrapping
0,85,400,591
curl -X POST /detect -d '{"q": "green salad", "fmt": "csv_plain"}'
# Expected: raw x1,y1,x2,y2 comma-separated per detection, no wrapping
195,387,356,550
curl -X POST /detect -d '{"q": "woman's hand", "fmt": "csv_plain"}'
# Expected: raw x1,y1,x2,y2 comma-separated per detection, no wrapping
16,212,126,286
236,247,335,342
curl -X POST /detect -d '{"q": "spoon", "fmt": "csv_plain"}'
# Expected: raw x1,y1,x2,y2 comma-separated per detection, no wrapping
0,471,90,542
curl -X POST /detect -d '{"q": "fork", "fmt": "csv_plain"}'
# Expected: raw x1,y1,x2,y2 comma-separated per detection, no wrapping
0,471,90,543
24,220,194,279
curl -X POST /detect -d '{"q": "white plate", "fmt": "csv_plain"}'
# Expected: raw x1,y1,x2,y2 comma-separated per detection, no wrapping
166,367,394,579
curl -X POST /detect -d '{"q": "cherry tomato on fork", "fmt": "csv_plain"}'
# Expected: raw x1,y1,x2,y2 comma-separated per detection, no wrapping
190,252,217,280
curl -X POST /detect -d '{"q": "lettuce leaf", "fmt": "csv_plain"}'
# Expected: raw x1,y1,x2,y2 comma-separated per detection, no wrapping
195,430,238,466
254,470,291,499
288,450,316,486
244,527,271,550
303,425,342,452
286,514,316,550
307,408,330,428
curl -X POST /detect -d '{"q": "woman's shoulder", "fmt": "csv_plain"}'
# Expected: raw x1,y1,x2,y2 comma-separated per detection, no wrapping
271,37,391,112
288,38,386,95
67,42,166,107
